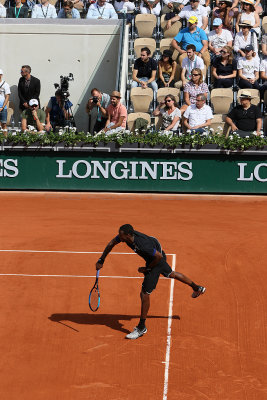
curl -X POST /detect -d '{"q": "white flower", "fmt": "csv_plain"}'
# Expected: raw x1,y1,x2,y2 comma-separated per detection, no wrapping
217,126,223,130
245,135,250,138
252,131,257,136
12,131,17,136
209,128,214,132
186,129,191,133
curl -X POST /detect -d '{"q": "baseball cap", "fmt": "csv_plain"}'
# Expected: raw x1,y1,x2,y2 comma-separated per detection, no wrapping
29,99,39,106
213,18,223,26
188,16,198,24
0,69,3,75
245,44,254,52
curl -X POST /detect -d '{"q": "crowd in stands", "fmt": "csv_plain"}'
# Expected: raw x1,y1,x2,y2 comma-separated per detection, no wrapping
0,0,267,137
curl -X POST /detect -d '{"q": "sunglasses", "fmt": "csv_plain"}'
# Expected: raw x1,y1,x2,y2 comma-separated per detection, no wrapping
220,50,227,54
165,99,173,103
31,105,38,108
192,73,200,76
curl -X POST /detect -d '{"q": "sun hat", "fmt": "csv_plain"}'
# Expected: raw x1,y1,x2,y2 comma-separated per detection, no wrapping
110,91,121,98
213,18,223,26
238,90,254,99
188,15,198,24
239,20,252,27
29,99,39,106
242,0,255,5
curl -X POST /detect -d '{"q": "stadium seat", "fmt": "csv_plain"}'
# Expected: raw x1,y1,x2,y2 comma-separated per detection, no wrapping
237,89,260,106
134,38,156,58
7,101,14,126
135,14,157,38
157,87,180,104
130,87,153,112
209,114,230,136
160,15,182,38
127,112,151,132
154,115,163,131
173,64,183,89
159,38,173,54
210,88,233,114
262,16,267,34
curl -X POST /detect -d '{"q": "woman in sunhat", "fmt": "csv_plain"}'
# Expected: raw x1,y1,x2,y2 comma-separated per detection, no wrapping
233,20,258,59
157,49,177,89
235,0,260,36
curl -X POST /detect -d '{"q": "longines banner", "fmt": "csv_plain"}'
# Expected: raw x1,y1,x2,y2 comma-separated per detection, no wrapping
0,152,267,193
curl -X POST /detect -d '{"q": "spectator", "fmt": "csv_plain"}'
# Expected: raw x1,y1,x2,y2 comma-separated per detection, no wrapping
18,65,41,111
114,0,135,14
31,0,57,18
153,94,181,133
57,1,80,18
235,0,260,36
162,0,187,15
208,18,233,61
233,20,258,60
237,44,260,90
262,33,267,58
212,45,237,88
212,0,234,32
183,93,213,133
157,50,177,89
0,2,6,17
140,0,161,16
21,99,46,132
166,0,209,32
259,57,267,100
86,88,110,133
171,16,210,66
104,91,127,134
181,44,204,87
45,89,73,132
180,67,209,113
86,0,118,19
131,47,158,97
7,0,29,17
226,90,261,136
0,69,11,134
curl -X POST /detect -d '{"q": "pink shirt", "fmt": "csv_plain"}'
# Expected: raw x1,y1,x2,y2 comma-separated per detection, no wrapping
107,102,127,128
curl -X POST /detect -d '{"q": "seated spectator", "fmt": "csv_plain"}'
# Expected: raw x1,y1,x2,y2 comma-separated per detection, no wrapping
18,65,41,111
131,47,158,97
233,20,258,60
139,0,161,16
153,94,181,132
31,0,57,18
259,57,267,100
235,0,260,36
183,93,213,134
180,67,208,113
162,0,187,15
166,0,209,33
57,1,80,18
157,50,177,89
86,88,110,133
0,2,6,17
86,0,118,19
7,0,29,18
226,90,261,136
212,45,237,88
262,33,267,58
171,16,210,67
181,44,204,87
21,99,46,132
0,69,11,135
104,91,127,134
212,0,235,32
114,0,135,15
45,89,73,132
208,18,233,61
237,45,259,90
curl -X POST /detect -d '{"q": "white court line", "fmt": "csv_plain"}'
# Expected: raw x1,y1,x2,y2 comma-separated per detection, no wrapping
0,249,173,256
162,253,176,400
0,274,146,278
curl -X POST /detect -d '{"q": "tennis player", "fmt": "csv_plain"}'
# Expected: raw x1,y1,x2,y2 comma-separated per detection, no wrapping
96,224,205,340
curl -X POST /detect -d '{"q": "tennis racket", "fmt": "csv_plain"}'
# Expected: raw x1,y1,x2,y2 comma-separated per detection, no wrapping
89,270,100,312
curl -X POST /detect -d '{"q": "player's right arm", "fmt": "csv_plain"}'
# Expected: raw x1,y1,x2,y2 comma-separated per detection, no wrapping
96,237,119,270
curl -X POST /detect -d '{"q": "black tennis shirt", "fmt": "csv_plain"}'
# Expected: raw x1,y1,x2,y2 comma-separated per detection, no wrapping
115,230,163,264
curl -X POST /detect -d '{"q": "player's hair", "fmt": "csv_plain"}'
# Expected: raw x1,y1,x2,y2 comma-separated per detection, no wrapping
119,224,134,235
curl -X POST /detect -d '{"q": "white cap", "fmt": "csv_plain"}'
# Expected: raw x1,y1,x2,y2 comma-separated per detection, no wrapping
29,99,39,106
0,69,3,75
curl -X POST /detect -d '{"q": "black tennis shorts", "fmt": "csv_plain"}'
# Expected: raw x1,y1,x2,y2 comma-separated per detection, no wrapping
142,254,172,294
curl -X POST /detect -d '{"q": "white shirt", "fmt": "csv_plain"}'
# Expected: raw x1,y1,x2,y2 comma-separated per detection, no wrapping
86,2,118,19
31,3,57,18
237,57,259,79
163,0,188,6
233,31,258,57
178,4,208,29
183,103,213,128
260,59,267,76
0,3,6,18
182,55,204,80
208,29,233,49
0,81,11,109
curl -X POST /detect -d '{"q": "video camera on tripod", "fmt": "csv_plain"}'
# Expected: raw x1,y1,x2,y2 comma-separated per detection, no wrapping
54,73,74,101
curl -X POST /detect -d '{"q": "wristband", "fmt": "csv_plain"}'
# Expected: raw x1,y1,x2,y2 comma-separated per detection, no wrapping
97,258,104,264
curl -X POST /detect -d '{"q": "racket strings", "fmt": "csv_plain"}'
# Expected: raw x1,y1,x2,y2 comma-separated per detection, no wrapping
89,286,100,312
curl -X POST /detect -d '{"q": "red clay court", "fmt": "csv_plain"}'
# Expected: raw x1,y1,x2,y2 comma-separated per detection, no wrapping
1,192,267,400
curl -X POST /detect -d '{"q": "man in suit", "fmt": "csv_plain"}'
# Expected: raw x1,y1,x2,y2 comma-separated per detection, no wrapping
18,65,41,111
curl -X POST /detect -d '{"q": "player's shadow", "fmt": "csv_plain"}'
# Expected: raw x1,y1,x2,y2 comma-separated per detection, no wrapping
48,313,180,334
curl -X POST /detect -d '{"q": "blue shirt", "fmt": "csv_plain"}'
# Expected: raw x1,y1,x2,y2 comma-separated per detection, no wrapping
174,27,207,52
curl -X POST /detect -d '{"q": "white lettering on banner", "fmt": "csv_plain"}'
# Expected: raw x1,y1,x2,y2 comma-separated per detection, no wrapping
237,163,267,182
56,160,194,180
0,159,19,178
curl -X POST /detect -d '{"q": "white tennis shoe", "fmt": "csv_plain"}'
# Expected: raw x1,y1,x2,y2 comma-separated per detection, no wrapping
125,326,147,339
192,286,206,298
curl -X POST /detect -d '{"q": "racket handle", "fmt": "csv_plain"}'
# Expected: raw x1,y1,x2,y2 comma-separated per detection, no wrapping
96,270,100,279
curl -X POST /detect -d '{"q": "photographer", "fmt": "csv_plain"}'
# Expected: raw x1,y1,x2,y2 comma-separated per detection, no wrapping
86,88,110,134
45,89,73,132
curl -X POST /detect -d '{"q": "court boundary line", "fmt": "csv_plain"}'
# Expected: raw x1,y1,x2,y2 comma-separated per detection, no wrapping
0,250,173,256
